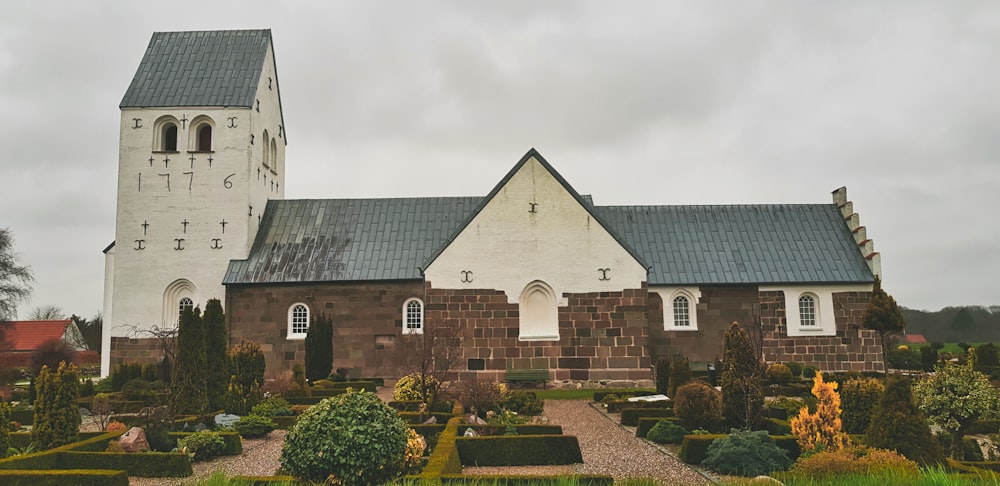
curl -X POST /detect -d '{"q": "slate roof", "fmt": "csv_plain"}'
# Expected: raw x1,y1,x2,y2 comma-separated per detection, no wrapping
120,30,272,108
1,320,72,351
223,197,482,284
224,199,873,286
593,205,874,285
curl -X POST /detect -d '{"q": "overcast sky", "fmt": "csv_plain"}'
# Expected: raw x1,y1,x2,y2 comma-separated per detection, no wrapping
1,2,998,319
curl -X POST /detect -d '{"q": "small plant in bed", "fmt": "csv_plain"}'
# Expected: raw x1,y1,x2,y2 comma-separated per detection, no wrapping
233,413,276,438
646,420,688,445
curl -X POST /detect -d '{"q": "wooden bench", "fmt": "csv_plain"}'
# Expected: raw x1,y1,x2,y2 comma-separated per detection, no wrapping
505,369,550,389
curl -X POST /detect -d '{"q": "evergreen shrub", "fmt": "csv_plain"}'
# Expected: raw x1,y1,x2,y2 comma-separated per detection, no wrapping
679,434,727,464
702,429,790,477
252,395,294,417
203,299,228,411
280,390,410,485
654,357,670,395
0,469,129,486
636,417,682,438
802,366,817,379
721,322,763,429
620,407,672,426
176,431,226,461
455,435,583,466
32,361,81,449
841,377,884,434
172,305,208,414
788,446,919,479
673,380,723,431
647,421,687,444
304,313,333,382
498,391,544,416
605,398,672,413
0,400,9,458
668,355,692,397
761,417,792,436
233,414,276,438
394,373,440,402
765,363,793,385
785,362,804,378
863,376,945,465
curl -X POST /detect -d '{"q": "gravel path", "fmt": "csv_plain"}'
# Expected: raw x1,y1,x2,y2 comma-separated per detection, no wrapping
465,400,711,485
127,431,285,486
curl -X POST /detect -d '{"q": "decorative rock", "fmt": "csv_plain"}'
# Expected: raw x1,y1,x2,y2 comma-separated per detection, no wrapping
466,414,487,425
215,413,241,428
627,394,669,402
422,415,437,424
119,427,150,453
463,428,478,437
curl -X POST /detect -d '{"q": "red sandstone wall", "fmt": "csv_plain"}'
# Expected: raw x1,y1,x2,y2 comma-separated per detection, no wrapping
427,284,652,383
226,281,427,378
647,286,760,367
759,290,884,372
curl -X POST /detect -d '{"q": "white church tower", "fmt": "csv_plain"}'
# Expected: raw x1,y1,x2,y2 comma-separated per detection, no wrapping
102,30,285,376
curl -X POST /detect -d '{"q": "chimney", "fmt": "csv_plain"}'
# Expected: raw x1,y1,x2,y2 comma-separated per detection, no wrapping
832,187,881,279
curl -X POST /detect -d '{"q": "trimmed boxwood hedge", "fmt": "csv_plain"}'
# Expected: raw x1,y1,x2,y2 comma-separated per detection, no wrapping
605,399,673,413
416,416,463,480
8,431,109,450
441,474,613,485
0,469,129,486
636,417,682,438
168,431,242,456
592,389,656,402
679,433,801,464
620,407,673,426
967,420,1000,435
761,417,792,436
456,435,583,466
388,400,425,412
457,425,563,437
398,412,455,424
270,415,298,430
58,452,193,477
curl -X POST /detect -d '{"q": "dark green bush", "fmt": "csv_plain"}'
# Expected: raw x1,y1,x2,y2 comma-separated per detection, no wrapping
497,391,544,416
679,433,727,464
760,417,792,436
305,313,334,382
721,322,764,429
0,469,129,486
865,375,945,465
673,381,722,431
280,390,409,485
176,431,226,461
921,346,939,371
0,401,9,458
120,379,157,404
966,420,1000,435
702,429,790,476
976,343,1000,366
251,395,293,417
234,414,276,438
605,398,672,413
620,408,672,426
227,341,266,415
654,357,670,395
647,421,687,444
765,364,793,385
802,366,818,379
441,475,613,485
636,417,682,438
668,355,692,397
841,377,884,434
57,451,193,477
887,347,922,370
32,361,81,450
455,435,583,466
785,362,804,378
169,431,242,457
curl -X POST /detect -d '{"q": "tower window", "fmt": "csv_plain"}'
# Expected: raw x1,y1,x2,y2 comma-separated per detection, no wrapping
197,125,212,151
262,130,270,167
163,124,178,151
178,297,193,320
672,295,690,327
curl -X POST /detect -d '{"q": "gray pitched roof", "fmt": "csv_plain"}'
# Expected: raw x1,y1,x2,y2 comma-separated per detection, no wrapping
223,197,482,284
593,204,874,285
120,30,271,108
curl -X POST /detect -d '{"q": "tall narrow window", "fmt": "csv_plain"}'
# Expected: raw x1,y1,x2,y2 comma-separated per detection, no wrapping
518,281,559,341
178,297,193,320
404,298,423,334
672,296,690,327
197,125,212,151
288,303,310,339
799,295,817,326
262,130,270,167
163,124,178,151
270,138,278,174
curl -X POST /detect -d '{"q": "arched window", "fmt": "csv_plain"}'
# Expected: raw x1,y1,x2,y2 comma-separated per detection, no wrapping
164,124,177,151
197,125,212,151
288,303,310,339
799,295,817,326
178,297,194,320
672,295,690,327
262,130,270,167
518,281,558,341
270,138,278,174
403,298,423,334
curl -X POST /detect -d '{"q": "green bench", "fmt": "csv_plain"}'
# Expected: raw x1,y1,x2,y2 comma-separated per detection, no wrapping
505,369,549,389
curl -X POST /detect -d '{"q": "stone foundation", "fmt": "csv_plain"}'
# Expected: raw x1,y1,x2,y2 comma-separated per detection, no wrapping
109,336,172,368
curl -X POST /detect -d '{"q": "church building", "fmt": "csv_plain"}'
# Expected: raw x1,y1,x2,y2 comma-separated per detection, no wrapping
103,30,885,383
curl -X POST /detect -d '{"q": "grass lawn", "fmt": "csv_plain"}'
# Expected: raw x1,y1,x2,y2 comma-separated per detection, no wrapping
909,342,987,354
533,389,602,400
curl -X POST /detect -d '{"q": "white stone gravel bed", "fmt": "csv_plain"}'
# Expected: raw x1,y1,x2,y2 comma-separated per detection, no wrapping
126,430,285,486
464,400,711,485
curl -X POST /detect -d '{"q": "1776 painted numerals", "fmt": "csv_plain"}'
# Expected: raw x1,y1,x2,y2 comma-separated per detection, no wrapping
224,173,236,189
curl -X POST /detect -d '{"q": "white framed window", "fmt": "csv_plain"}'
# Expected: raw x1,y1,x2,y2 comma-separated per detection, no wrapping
651,287,701,331
288,303,310,339
153,116,180,152
403,298,424,334
799,294,817,327
178,297,194,321
162,278,197,326
518,280,559,341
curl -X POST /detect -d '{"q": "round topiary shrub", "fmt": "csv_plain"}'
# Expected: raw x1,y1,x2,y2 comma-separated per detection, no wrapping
280,389,410,485
251,396,293,417
673,381,723,431
802,366,818,379
765,364,793,385
702,429,790,477
841,377,884,435
178,431,226,461
785,362,804,378
393,373,440,402
647,421,688,444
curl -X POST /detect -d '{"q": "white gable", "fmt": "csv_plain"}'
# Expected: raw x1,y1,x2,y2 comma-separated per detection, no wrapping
424,154,646,302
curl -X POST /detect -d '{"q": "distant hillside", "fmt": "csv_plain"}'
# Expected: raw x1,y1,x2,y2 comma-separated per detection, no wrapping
901,305,1000,343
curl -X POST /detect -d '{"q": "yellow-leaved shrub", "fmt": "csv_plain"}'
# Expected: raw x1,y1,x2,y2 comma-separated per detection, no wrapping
790,371,850,454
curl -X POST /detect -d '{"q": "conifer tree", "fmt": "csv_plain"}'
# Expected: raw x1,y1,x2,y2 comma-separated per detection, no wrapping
790,371,849,454
721,321,763,429
226,340,266,414
305,313,333,382
862,275,906,361
203,299,228,411
841,377,884,434
172,305,207,414
668,355,692,397
0,400,9,458
31,361,80,449
865,375,944,465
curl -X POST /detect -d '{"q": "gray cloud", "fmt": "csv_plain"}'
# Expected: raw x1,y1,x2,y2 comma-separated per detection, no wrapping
1,1,997,318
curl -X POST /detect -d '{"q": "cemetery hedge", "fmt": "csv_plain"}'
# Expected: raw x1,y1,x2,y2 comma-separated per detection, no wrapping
440,474,613,485
168,431,242,456
456,435,583,466
0,469,129,486
620,407,673,426
592,389,655,402
604,398,672,413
